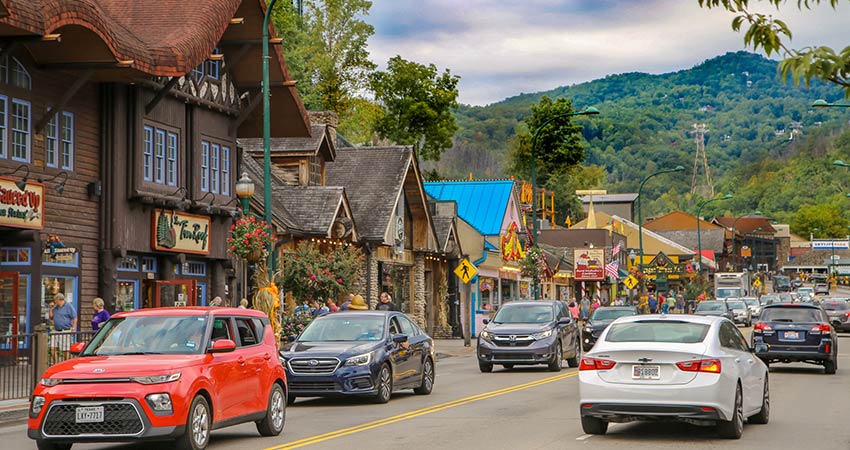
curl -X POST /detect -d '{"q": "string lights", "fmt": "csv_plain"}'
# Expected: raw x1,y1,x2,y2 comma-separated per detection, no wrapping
308,237,354,247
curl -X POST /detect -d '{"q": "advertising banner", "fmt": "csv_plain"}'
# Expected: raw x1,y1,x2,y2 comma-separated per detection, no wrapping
575,248,605,281
152,209,211,255
0,176,44,230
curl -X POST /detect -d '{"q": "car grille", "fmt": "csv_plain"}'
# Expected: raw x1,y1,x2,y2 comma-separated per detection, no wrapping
350,376,373,390
42,402,143,437
492,353,536,361
288,358,341,374
491,334,534,347
289,381,340,391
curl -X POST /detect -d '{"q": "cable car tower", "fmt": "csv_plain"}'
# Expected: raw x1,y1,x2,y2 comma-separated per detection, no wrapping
690,123,714,198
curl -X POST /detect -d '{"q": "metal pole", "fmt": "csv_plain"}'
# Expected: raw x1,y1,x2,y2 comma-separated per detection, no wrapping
263,0,279,280
637,166,684,291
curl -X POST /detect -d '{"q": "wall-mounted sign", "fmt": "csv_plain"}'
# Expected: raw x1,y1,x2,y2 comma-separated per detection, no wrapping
152,209,211,255
813,240,849,250
500,222,525,261
575,248,605,281
0,176,44,230
642,252,686,275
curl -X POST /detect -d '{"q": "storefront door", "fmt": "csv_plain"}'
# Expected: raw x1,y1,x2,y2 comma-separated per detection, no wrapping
154,280,198,308
0,272,20,357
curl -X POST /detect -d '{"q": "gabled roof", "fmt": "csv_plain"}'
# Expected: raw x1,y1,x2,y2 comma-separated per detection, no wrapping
423,180,515,236
644,211,722,231
272,185,356,239
242,155,298,232
432,216,462,256
240,124,335,161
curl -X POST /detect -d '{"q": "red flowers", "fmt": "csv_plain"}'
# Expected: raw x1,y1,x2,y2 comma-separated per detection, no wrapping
227,216,276,260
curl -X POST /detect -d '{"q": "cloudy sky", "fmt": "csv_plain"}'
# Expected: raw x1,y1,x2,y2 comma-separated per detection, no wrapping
366,0,849,106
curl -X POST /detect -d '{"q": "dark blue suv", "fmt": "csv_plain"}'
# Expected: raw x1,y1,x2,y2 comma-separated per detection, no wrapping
279,311,435,403
752,303,837,374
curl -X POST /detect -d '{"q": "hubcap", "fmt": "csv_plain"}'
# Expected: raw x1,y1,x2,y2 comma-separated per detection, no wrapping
380,368,391,400
191,402,209,447
735,390,743,433
424,361,433,390
271,388,285,430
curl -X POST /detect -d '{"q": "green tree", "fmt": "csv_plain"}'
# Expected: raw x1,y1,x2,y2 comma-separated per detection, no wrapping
791,204,850,237
338,97,384,145
370,56,460,161
698,0,850,95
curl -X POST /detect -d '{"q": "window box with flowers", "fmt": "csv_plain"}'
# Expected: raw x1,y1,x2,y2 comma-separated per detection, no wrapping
227,216,276,262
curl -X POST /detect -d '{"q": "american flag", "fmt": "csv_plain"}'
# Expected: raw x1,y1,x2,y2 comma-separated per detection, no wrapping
605,260,620,279
612,242,621,257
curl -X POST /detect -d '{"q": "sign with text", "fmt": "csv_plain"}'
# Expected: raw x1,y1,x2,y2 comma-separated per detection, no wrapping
0,176,44,230
813,240,849,250
152,209,211,255
575,248,605,281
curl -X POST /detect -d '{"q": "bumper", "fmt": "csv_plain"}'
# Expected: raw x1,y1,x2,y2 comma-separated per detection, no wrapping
753,337,834,362
285,364,379,397
580,403,722,421
477,337,557,365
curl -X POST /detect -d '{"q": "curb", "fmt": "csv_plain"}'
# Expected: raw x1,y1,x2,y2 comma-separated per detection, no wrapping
0,407,28,429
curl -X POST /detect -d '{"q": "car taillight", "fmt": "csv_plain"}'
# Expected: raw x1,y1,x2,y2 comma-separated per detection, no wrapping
676,359,722,373
810,324,831,334
579,357,617,371
753,322,771,332
844,312,850,318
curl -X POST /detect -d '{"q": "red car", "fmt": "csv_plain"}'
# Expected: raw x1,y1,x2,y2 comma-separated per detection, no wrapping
28,307,287,450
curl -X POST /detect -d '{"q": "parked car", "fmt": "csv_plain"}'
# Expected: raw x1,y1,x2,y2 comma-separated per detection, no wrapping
579,315,769,439
821,299,850,332
582,306,639,351
752,303,838,374
725,300,752,326
477,301,580,372
814,283,831,296
693,301,734,322
280,311,435,404
742,297,761,318
28,308,287,450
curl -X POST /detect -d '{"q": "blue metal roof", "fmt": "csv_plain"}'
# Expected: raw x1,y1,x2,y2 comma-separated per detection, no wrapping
424,180,515,236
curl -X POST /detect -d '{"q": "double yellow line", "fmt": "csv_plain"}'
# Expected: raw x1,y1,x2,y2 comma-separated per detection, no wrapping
266,370,579,450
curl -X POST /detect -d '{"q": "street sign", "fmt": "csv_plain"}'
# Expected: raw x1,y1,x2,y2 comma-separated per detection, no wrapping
454,258,478,284
753,278,762,288
623,274,639,290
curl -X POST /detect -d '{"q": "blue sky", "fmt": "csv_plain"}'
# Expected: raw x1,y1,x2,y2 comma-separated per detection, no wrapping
366,0,849,105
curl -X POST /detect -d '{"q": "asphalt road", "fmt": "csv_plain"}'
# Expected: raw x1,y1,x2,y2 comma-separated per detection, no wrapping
4,329,850,450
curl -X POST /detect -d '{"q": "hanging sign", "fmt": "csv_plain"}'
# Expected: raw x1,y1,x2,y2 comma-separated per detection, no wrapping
0,176,44,230
151,209,211,255
574,248,605,281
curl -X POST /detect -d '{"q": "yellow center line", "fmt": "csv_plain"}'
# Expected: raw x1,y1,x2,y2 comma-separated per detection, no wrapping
266,370,579,450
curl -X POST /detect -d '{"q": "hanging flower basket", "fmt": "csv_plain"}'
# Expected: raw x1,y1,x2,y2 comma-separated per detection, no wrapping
228,216,275,261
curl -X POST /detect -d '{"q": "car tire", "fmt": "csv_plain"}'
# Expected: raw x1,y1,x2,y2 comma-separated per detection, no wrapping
479,361,493,373
580,415,608,435
566,339,580,368
413,357,435,395
176,395,211,450
256,383,286,436
502,364,514,369
824,358,837,375
748,377,769,425
548,342,563,372
36,441,72,450
716,384,744,439
373,364,393,404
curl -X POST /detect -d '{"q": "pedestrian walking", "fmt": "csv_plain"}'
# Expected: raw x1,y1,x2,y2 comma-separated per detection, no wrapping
91,297,110,330
648,294,658,314
49,293,77,362
666,294,676,313
567,301,579,319
580,297,590,321
676,293,684,313
376,292,397,311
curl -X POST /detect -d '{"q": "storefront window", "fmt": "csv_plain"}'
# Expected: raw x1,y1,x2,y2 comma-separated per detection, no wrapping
117,280,139,312
141,257,157,273
381,264,409,312
500,278,514,306
0,248,30,265
182,261,206,276
118,256,139,272
479,277,495,310
520,281,530,300
41,276,77,325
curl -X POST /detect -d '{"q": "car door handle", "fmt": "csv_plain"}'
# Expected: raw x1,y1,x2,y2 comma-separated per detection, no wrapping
263,353,272,360
747,359,754,364
237,356,245,365
734,358,740,363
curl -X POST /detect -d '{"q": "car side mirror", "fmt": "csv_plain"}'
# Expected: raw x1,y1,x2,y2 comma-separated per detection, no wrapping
392,333,408,344
558,317,572,325
752,344,769,353
482,318,490,325
70,342,86,355
208,339,236,353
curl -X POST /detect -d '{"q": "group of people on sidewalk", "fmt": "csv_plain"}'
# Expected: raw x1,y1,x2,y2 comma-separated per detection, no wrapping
563,288,700,323
294,291,400,316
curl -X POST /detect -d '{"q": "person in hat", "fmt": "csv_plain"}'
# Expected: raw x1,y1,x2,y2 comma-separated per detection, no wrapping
348,294,368,310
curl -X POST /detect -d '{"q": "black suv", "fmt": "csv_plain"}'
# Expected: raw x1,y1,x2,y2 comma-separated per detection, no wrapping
477,301,580,372
581,306,639,351
752,303,838,374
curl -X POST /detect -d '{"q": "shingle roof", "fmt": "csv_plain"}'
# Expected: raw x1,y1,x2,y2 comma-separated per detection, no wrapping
240,124,334,160
325,146,412,241
241,155,298,231
272,185,344,236
423,180,515,236
432,216,454,252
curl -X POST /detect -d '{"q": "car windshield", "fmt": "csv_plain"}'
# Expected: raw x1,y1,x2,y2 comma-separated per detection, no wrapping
761,295,780,304
606,321,710,343
493,304,553,324
761,307,824,323
298,316,385,341
727,301,745,309
716,288,740,298
83,316,207,356
695,302,724,312
591,308,636,321
823,301,850,311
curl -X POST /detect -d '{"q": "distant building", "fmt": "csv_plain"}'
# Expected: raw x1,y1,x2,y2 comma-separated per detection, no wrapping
580,193,638,222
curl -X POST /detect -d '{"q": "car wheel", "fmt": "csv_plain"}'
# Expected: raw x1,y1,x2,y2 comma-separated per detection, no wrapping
373,364,393,404
824,358,837,375
749,377,769,425
502,364,514,369
414,357,435,395
36,441,72,450
256,383,286,436
548,342,563,372
716,384,744,439
566,339,581,368
176,395,211,450
479,361,493,373
580,416,608,435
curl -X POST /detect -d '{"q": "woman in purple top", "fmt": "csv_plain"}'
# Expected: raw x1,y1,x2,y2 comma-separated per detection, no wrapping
91,297,110,330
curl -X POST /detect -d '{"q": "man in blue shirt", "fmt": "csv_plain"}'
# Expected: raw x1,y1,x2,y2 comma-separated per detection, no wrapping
49,293,77,362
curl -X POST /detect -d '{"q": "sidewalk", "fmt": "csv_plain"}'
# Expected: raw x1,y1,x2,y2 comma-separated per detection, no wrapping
434,338,476,360
0,399,29,428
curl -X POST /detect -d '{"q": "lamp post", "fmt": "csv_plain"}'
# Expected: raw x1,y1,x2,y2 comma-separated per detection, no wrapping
637,166,685,282
696,194,733,274
235,172,255,216
730,211,761,271
262,0,280,278
813,99,850,109
529,106,600,296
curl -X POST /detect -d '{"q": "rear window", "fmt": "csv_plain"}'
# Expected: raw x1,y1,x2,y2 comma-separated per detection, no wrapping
760,307,824,323
591,308,637,321
823,301,849,311
605,321,710,344
695,302,724,311
727,301,745,309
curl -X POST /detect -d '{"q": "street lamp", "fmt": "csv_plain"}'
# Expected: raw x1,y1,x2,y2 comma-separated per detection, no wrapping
730,211,762,271
529,106,600,296
637,166,685,281
696,194,733,273
235,172,255,216
262,0,280,278
813,99,850,108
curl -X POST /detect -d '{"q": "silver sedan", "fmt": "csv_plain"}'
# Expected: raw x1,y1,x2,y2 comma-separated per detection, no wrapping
578,315,769,439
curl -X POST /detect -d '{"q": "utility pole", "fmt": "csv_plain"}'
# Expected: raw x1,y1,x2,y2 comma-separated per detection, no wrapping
690,123,714,199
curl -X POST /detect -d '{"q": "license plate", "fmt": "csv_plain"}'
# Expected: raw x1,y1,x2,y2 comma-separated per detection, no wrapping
783,331,800,340
632,365,661,380
75,406,104,423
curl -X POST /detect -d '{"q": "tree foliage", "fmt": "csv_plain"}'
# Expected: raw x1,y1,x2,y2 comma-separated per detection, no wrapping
371,56,460,161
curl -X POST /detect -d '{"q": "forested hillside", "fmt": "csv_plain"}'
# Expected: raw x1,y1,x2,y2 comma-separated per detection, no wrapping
436,51,850,229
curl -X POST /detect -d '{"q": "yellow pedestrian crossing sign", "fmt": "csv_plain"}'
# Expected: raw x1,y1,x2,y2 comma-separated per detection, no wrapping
454,258,478,284
753,278,762,288
623,274,639,290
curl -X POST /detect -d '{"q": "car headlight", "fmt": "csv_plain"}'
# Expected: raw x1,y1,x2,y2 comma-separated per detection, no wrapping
40,378,61,387
130,373,181,385
479,330,493,340
584,326,593,334
344,352,373,366
145,393,173,412
531,329,553,340
30,396,45,417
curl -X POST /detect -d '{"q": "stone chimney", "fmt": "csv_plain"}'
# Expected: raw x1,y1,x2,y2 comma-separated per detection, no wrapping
307,110,338,147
